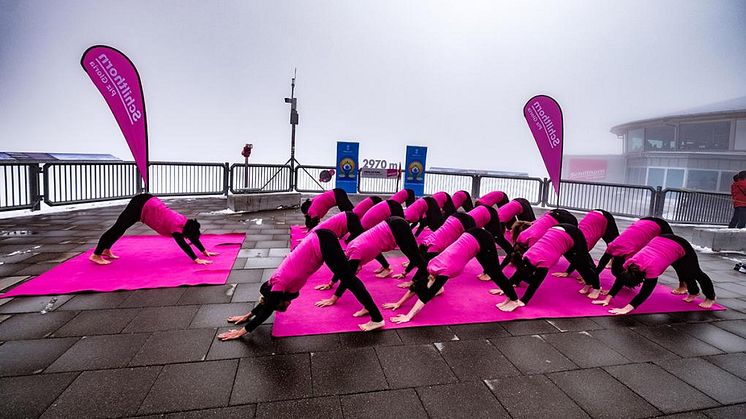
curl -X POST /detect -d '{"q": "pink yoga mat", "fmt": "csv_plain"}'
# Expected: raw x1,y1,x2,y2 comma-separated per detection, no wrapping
272,256,724,337
0,234,245,297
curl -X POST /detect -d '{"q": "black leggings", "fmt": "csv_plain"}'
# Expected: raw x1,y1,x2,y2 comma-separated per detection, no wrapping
333,188,354,212
95,194,152,255
317,230,383,322
511,261,549,304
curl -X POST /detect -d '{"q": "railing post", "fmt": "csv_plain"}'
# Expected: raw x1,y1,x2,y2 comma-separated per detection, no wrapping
29,163,42,211
470,175,481,198
541,178,550,207
652,186,664,217
222,162,230,196
136,167,145,194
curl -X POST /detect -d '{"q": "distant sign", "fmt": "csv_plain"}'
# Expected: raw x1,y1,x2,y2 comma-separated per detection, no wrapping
360,168,400,179
568,158,607,181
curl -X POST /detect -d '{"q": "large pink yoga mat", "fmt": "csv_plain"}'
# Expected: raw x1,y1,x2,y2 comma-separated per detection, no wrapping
272,256,724,337
0,234,245,297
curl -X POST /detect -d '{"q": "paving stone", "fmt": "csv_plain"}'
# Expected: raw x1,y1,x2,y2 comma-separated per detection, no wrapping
546,317,602,332
148,404,257,418
190,303,250,328
0,372,78,419
231,283,262,302
275,333,341,354
674,323,746,353
244,257,284,269
632,313,680,326
719,299,746,313
0,295,74,314
230,354,312,404
632,325,723,357
395,326,458,344
590,315,644,328
656,413,708,419
57,292,130,310
261,268,276,281
130,328,216,366
0,263,31,277
138,360,238,414
712,319,746,338
226,269,264,283
46,333,149,372
52,308,141,336
14,263,58,276
416,381,509,419
311,347,389,395
0,311,77,340
338,329,403,348
238,248,269,258
177,285,235,305
122,305,199,333
0,276,29,293
542,331,630,368
590,328,678,362
486,374,589,419
605,363,718,413
705,353,746,380
548,368,660,418
254,241,288,248
255,396,341,419
502,319,560,336
42,366,161,418
436,339,519,380
340,388,427,419
702,403,746,418
657,357,746,404
445,322,510,340
207,326,276,359
376,344,457,388
244,234,275,241
119,288,187,308
490,335,577,374
0,338,79,376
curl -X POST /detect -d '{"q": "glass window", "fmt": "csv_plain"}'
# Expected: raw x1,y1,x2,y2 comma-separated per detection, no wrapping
736,119,746,150
644,125,676,151
665,169,685,189
647,168,665,187
627,167,645,185
626,128,644,153
686,170,719,191
719,171,739,193
679,121,730,151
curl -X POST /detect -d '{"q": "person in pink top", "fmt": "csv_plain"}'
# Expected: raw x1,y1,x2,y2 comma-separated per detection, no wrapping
451,190,474,211
301,188,355,229
505,223,603,311
554,209,619,279
383,228,519,323
314,217,426,310
508,209,577,266
593,234,716,314
218,228,384,340
360,200,405,230
432,191,457,216
404,196,444,236
498,198,536,231
389,189,416,207
352,196,382,218
475,190,509,208
312,211,365,243
90,194,217,265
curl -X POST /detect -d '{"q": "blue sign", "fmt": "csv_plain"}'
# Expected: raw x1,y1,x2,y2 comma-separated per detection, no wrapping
404,145,427,196
335,141,359,193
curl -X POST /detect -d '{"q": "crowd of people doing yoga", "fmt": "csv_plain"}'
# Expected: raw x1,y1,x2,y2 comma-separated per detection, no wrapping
199,187,717,341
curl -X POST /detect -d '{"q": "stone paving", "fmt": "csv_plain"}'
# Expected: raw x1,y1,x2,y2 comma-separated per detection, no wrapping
1,197,746,418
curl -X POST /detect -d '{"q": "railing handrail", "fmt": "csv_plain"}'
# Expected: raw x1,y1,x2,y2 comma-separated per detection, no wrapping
556,178,658,192
661,187,730,197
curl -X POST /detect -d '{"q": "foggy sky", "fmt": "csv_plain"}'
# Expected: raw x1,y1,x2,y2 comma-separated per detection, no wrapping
1,0,745,177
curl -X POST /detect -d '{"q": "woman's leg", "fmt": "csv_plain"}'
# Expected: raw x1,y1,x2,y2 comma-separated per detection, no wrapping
92,194,151,262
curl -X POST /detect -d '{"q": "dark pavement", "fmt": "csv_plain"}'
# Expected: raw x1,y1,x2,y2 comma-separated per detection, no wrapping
1,197,746,418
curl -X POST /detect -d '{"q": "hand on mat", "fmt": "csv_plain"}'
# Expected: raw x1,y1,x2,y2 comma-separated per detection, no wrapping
204,250,220,257
314,283,333,291
218,328,247,341
397,281,413,288
375,268,392,278
227,313,252,324
477,273,491,281
401,261,409,268
194,258,213,265
609,304,634,315
592,297,611,306
382,302,400,310
314,297,337,307
587,288,602,299
392,273,407,279
489,288,504,295
552,272,569,278
391,314,411,324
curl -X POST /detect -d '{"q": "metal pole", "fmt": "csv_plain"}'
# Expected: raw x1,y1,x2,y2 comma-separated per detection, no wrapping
244,156,249,190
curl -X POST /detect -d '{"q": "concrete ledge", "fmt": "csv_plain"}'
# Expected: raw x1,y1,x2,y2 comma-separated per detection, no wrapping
228,192,301,212
692,228,746,252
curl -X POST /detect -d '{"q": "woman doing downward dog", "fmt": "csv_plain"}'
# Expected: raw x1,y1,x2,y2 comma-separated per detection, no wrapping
389,189,416,207
360,199,405,230
312,211,365,242
301,188,355,229
554,209,619,278
475,190,509,208
385,228,519,323
352,196,382,218
451,190,474,211
404,196,445,236
90,193,216,265
507,223,603,311
314,217,425,308
509,208,578,265
218,228,384,340
432,191,457,216
593,234,716,314
498,198,536,230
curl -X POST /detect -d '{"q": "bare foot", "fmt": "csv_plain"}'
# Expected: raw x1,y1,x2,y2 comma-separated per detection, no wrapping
392,273,406,279
397,281,413,288
477,273,491,281
498,300,525,312
435,286,445,296
375,268,392,278
89,254,111,265
401,261,409,268
699,299,716,309
382,302,400,310
314,283,333,291
359,320,385,331
102,249,119,259
552,272,569,278
353,308,369,317
671,286,687,295
489,288,504,295
587,288,601,299
374,267,386,274
227,314,251,324
579,285,591,295
683,294,698,303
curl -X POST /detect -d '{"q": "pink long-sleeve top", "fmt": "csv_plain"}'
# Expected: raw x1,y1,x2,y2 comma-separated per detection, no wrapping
516,212,560,247
313,212,347,238
498,200,524,223
432,192,449,209
140,197,187,236
389,189,410,205
623,236,685,278
476,191,506,207
427,232,480,278
423,216,466,253
361,201,393,230
269,233,322,293
578,210,608,250
523,226,574,268
467,205,492,228
345,221,397,266
404,198,429,223
307,190,336,219
352,197,377,218
452,190,469,209
606,220,662,258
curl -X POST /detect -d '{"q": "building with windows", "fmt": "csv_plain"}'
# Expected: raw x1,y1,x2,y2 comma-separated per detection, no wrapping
610,96,746,193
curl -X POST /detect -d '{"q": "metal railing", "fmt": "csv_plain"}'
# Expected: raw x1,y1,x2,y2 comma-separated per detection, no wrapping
480,174,544,205
358,174,400,195
658,188,733,225
43,162,139,206
0,163,39,211
149,162,227,196
423,171,474,196
547,179,657,218
229,164,292,193
295,165,335,193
